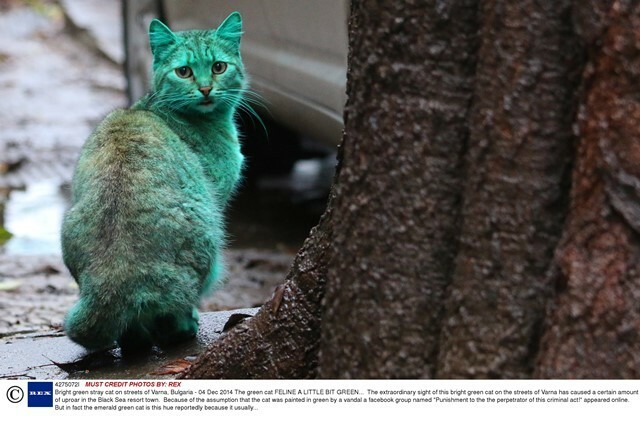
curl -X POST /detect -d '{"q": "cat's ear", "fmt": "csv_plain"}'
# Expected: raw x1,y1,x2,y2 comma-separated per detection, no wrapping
149,19,177,57
216,12,243,53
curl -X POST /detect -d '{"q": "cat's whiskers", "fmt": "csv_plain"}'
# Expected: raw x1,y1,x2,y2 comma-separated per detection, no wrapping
215,89,268,135
224,88,269,110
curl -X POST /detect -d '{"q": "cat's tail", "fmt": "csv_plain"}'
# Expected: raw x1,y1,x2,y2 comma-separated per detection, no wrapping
64,295,128,351
64,269,202,351
64,270,141,350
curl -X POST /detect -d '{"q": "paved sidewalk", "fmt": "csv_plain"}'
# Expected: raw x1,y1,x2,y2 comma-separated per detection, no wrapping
0,308,259,379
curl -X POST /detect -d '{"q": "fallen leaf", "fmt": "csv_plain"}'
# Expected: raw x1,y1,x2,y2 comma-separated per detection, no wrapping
40,264,61,275
0,227,12,246
222,313,253,332
43,350,118,373
149,359,192,376
0,279,22,291
0,157,25,175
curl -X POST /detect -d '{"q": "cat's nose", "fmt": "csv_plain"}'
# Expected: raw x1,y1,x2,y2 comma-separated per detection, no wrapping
199,86,212,97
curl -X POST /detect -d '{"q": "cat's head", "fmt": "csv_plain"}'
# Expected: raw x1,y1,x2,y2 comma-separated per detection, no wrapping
148,12,246,115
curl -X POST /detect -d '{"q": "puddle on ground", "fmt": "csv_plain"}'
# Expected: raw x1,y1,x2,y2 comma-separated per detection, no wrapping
2,181,67,255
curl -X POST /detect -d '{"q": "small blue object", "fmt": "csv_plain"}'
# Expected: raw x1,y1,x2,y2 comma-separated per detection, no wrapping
28,382,53,407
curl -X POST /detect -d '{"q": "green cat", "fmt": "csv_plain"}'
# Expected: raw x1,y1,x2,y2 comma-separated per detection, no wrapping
62,12,246,353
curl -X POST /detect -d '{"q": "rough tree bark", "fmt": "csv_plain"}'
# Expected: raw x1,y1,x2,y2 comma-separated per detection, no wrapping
435,0,582,378
182,0,640,379
317,0,478,379
179,221,330,378
536,0,640,378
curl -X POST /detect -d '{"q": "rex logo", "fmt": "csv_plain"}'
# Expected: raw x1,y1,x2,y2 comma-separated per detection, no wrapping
28,382,53,407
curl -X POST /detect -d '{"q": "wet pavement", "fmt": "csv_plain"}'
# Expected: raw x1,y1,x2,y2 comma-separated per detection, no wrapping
0,307,259,379
0,0,327,378
0,249,293,339
0,0,125,190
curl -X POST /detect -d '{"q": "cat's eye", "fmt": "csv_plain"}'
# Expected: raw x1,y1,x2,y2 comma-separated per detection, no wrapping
175,66,193,78
212,61,227,75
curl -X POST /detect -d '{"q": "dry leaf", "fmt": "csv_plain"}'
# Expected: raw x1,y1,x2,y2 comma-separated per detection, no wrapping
222,313,253,332
43,350,117,373
150,359,192,376
0,279,22,291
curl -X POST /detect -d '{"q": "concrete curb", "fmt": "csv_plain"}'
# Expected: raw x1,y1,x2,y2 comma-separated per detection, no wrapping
0,308,259,380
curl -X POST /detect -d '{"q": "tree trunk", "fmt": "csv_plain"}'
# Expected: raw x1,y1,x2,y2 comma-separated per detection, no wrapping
183,0,640,379
435,0,582,379
535,0,640,378
317,0,478,379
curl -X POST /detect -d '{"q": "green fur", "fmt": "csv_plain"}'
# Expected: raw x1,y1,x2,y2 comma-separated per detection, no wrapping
62,12,246,352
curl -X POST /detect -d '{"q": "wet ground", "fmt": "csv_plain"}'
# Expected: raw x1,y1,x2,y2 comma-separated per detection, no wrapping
0,307,260,379
0,0,329,377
